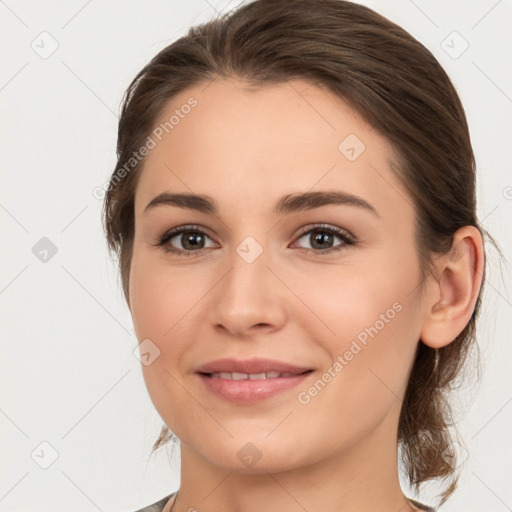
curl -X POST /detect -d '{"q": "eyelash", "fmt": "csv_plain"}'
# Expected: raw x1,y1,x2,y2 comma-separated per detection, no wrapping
153,223,356,257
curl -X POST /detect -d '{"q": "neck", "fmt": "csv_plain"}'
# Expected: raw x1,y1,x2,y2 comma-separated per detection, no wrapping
169,401,417,512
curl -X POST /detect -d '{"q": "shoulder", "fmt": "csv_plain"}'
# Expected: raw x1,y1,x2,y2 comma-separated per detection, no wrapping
132,492,176,512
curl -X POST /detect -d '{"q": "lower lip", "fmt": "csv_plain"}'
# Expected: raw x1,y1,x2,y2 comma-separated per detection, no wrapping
197,372,313,404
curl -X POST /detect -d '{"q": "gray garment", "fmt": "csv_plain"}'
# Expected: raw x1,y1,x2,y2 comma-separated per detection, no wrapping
133,493,436,512
133,493,175,512
409,498,437,512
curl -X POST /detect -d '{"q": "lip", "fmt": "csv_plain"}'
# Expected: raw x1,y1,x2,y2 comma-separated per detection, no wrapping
196,358,314,404
196,357,312,375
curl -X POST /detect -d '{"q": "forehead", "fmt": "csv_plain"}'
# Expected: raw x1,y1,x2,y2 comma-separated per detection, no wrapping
134,77,411,221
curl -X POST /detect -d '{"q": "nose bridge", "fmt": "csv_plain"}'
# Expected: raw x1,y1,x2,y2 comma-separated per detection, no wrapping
230,235,270,293
208,234,287,335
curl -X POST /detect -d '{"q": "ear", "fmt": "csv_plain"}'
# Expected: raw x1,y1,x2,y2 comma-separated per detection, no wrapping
420,226,485,349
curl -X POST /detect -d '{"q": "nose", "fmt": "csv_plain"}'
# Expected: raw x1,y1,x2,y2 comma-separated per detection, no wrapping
206,242,288,339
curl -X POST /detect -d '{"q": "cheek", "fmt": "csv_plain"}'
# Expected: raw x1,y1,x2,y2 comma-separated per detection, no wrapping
288,253,420,351
129,253,199,343
291,274,421,457
129,254,210,416
289,249,422,404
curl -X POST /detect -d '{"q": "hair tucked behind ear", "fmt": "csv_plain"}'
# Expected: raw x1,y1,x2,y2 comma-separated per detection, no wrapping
103,0,501,505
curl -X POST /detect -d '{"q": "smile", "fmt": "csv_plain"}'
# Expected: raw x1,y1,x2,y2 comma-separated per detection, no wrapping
197,370,314,404
209,371,300,380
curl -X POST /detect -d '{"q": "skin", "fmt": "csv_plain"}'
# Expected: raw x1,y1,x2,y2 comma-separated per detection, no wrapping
128,77,484,512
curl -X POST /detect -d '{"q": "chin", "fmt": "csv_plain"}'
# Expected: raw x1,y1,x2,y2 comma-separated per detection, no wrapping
190,434,309,474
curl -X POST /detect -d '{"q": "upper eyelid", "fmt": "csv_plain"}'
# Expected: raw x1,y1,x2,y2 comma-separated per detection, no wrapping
295,223,353,238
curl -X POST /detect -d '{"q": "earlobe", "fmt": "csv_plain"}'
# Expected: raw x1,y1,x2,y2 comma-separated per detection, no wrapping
420,226,485,349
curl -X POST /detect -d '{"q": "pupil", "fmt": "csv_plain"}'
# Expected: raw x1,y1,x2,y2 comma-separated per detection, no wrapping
183,233,203,250
312,232,332,249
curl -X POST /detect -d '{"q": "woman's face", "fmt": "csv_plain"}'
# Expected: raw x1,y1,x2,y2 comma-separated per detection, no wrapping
129,77,427,472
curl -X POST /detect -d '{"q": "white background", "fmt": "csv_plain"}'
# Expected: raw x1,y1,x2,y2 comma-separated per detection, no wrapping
0,1,511,511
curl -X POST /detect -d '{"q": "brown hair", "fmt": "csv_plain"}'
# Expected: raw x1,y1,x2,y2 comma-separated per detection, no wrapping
102,0,498,505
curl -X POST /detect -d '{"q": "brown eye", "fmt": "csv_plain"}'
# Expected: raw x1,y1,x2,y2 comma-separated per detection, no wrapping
293,224,355,254
155,225,216,256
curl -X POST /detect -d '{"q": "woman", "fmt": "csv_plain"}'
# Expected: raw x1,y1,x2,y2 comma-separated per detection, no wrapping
103,1,492,510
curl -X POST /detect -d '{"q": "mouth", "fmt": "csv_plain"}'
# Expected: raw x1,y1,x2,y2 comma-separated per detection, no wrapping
200,370,313,380
195,359,315,404
195,357,313,376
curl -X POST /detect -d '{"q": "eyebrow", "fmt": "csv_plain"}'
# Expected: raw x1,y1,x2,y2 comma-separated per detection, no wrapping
143,190,379,217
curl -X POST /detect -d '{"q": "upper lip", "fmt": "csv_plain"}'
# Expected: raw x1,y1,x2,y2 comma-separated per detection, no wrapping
196,358,313,375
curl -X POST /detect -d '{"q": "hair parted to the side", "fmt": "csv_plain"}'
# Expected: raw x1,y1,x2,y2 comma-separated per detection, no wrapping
102,0,499,505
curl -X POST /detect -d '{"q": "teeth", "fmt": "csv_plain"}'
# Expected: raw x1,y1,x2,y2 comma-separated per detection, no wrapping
210,371,296,380
249,372,266,380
